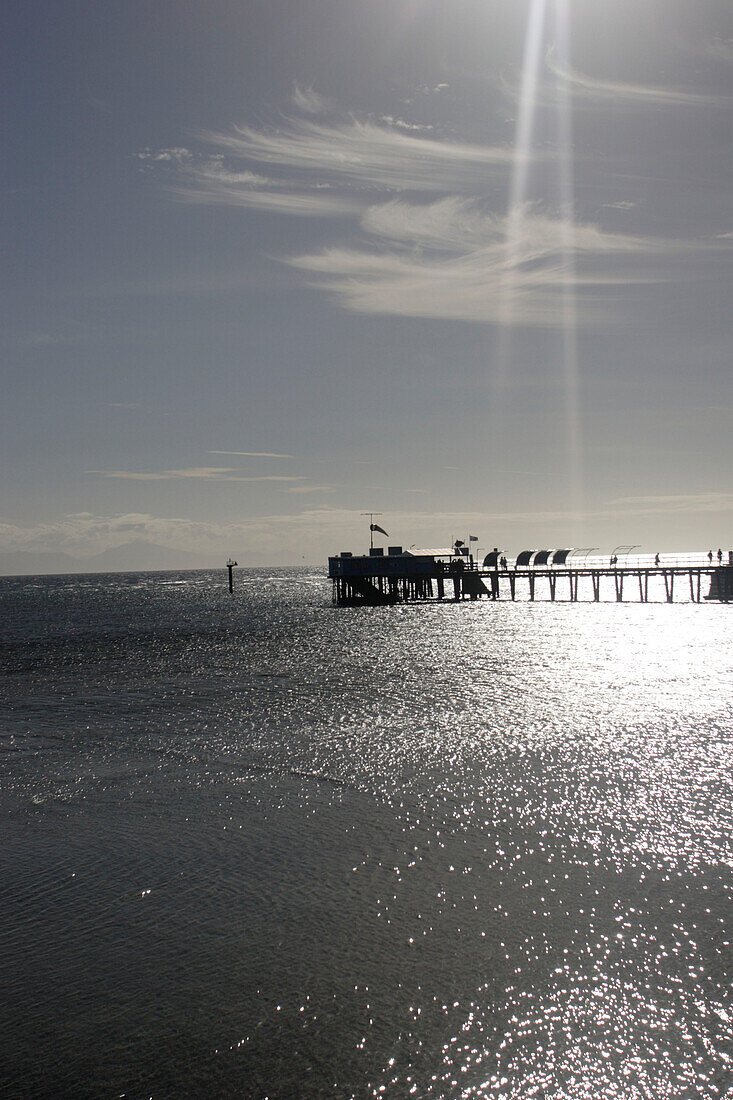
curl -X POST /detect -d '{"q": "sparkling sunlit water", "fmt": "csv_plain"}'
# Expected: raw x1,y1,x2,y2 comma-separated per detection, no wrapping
1,569,731,1098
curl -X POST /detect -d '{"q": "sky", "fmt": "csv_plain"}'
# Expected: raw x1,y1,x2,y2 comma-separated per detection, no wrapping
3,0,732,568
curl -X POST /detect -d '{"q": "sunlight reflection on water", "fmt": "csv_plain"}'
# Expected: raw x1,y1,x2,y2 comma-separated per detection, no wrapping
0,571,731,1098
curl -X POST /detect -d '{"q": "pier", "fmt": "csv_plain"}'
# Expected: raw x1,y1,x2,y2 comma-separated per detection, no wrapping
328,546,733,606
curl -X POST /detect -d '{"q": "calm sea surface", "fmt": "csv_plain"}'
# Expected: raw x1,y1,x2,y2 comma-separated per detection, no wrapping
1,568,732,1099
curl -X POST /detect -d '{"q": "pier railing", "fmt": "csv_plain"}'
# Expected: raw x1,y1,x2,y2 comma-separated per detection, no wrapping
500,552,723,571
473,555,732,604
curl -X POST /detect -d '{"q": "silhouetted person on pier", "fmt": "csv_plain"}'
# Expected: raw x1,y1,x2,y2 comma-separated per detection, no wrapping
718,549,723,565
500,556,507,570
655,554,660,567
708,550,714,565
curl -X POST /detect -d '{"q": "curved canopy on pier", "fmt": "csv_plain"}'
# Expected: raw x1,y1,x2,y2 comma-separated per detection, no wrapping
568,548,598,562
483,551,500,567
552,549,573,565
611,545,640,559
534,550,552,566
515,550,537,567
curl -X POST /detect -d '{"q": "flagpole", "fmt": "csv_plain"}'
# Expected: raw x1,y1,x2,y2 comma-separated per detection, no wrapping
361,512,383,553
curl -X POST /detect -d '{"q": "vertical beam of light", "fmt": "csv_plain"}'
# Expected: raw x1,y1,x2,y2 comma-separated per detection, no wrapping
507,0,548,225
490,0,548,473
555,0,584,540
499,0,548,328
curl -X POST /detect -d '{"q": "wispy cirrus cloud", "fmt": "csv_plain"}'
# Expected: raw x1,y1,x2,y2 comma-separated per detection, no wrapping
199,115,514,192
176,174,361,218
283,484,335,494
208,450,292,458
140,99,515,219
89,467,306,482
378,115,435,133
545,45,731,108
139,146,359,218
361,197,670,255
290,197,724,327
291,84,335,115
142,90,730,328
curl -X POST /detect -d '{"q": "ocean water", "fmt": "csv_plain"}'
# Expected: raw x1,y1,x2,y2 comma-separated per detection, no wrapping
1,568,732,1099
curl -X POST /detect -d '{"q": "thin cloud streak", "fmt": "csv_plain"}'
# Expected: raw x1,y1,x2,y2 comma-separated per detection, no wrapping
283,485,335,494
173,178,360,218
545,45,732,108
201,115,515,192
140,146,358,218
291,84,335,115
208,451,293,458
361,196,674,256
90,467,306,482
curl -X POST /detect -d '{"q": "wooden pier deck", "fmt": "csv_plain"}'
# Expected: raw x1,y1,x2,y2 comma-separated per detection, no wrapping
329,549,733,606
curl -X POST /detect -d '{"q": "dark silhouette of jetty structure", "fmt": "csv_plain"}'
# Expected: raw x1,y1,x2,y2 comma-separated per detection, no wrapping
328,543,733,606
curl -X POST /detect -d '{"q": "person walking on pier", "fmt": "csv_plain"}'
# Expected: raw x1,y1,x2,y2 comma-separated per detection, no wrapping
655,553,660,567
718,549,723,565
708,550,714,565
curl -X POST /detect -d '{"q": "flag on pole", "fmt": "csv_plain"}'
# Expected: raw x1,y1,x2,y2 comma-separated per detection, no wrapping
370,523,389,537
469,535,478,542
